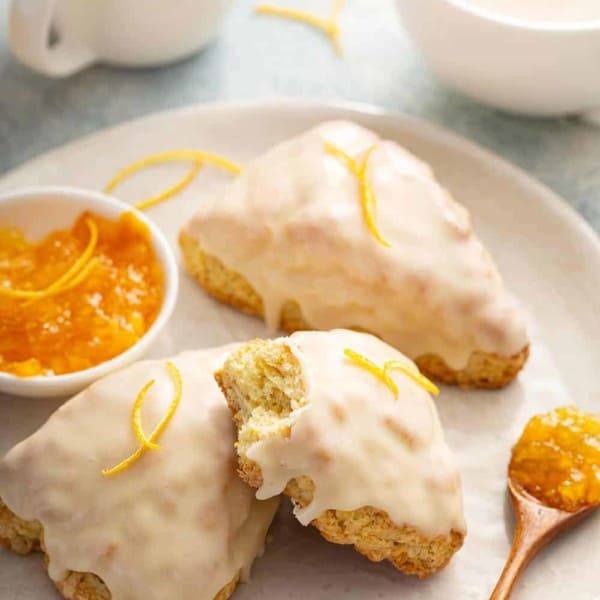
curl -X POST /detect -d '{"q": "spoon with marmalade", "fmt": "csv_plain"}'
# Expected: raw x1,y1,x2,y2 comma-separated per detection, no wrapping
490,406,600,600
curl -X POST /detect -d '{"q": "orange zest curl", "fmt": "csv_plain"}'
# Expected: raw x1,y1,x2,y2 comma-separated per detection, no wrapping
0,218,98,301
257,0,346,55
344,349,439,398
105,150,242,211
343,349,398,396
23,258,100,308
102,361,183,476
324,142,391,248
132,379,161,451
383,360,440,396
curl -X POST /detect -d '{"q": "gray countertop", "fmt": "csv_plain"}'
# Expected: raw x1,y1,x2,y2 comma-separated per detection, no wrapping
1,0,599,230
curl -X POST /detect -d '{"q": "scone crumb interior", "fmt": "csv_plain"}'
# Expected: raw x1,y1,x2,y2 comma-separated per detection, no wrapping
217,339,306,455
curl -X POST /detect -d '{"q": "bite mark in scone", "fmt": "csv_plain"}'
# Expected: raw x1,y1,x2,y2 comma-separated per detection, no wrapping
216,329,467,578
180,120,530,389
0,347,279,600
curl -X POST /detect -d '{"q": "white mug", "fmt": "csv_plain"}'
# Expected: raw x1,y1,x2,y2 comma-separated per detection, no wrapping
396,0,600,118
9,0,233,78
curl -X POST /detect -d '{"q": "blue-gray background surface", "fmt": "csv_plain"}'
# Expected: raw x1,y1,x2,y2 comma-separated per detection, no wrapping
0,0,599,230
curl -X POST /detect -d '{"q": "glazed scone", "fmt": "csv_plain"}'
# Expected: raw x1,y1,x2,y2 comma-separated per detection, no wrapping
0,347,279,600
217,329,467,578
180,120,529,388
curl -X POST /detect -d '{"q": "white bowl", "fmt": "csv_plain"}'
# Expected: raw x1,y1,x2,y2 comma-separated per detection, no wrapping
396,0,600,117
0,186,179,398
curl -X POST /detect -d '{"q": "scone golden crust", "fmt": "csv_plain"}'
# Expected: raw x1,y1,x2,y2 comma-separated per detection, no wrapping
54,570,112,600
415,347,529,389
55,571,238,600
181,232,527,388
0,497,41,555
233,459,463,578
0,498,239,600
0,349,279,600
216,331,467,578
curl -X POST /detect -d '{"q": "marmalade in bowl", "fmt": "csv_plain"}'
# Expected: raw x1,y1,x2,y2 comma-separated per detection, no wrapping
0,211,164,376
509,406,600,512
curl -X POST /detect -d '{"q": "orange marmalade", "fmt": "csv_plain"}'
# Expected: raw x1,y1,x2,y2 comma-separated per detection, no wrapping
0,211,164,377
509,406,600,512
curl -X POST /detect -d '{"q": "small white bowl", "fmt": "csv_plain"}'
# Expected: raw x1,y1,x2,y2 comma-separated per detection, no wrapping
0,186,179,398
396,0,600,117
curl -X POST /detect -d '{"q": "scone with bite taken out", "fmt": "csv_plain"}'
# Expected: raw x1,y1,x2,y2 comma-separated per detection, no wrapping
216,329,466,578
180,120,529,389
0,346,279,600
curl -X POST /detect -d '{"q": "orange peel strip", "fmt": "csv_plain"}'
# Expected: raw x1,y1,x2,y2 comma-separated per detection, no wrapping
131,379,160,450
102,361,183,476
328,0,345,54
104,150,242,210
134,160,203,211
257,1,345,55
0,218,98,300
101,442,147,477
23,258,100,307
358,145,391,248
324,142,358,173
325,142,391,247
383,360,440,396
344,349,439,398
343,348,398,397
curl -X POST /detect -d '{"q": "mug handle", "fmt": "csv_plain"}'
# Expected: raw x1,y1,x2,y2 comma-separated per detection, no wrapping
9,0,96,77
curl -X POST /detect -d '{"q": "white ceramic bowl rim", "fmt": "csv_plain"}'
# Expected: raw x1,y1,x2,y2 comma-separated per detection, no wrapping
0,185,179,395
447,0,600,32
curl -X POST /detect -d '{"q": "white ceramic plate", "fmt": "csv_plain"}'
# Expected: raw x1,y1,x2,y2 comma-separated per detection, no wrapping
0,100,599,600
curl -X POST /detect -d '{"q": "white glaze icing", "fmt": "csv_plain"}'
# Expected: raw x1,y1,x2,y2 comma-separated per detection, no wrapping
0,347,279,600
247,329,466,538
184,120,528,370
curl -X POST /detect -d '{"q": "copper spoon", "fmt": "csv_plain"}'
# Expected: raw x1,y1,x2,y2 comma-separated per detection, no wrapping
490,478,598,600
